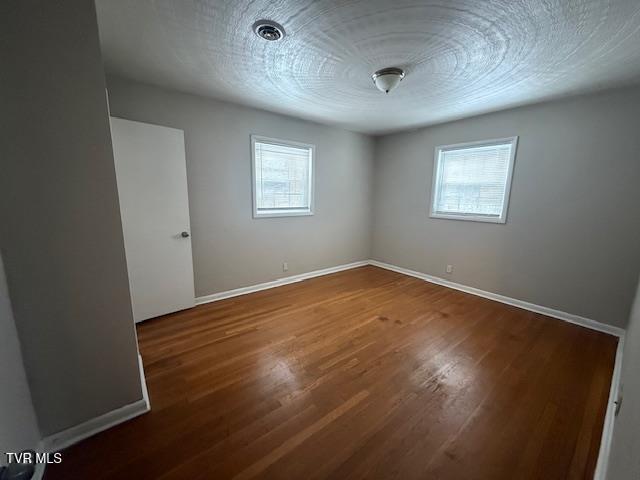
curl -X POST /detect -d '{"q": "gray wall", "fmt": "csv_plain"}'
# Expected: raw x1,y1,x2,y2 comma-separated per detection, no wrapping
0,0,142,436
106,76,375,297
607,276,640,480
0,252,39,463
371,87,640,328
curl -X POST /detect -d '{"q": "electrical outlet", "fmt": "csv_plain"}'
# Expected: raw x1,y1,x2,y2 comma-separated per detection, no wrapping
283,262,288,272
446,264,453,274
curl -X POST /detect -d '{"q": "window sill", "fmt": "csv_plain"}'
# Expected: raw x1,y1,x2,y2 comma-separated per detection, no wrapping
253,210,314,219
429,212,506,224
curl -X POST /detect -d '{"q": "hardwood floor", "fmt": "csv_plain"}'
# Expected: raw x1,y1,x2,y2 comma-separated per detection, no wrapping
45,266,617,480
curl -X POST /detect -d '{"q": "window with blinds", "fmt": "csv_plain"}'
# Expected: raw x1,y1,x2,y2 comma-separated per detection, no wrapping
251,136,314,217
430,137,517,223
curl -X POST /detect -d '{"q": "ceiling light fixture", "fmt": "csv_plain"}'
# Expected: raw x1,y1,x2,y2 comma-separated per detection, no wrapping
372,67,405,94
253,20,285,41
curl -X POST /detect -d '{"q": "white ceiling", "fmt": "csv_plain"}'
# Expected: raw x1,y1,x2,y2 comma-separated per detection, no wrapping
96,0,640,135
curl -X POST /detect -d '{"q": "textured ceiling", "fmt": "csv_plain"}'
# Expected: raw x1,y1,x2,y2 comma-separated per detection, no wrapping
96,0,640,134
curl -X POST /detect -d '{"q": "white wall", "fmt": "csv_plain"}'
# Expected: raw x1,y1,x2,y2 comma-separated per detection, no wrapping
0,252,39,464
607,276,640,479
371,86,640,328
0,0,143,436
106,76,375,298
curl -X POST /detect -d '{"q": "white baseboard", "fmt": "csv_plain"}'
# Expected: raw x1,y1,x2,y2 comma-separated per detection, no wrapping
195,260,369,305
368,260,625,338
32,463,46,480
195,258,624,338
594,336,624,480
40,399,149,454
28,260,624,479
138,353,151,410
368,259,625,480
40,354,150,454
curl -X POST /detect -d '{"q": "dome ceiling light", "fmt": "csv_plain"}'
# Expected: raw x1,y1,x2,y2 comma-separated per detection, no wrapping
253,20,285,41
372,67,405,94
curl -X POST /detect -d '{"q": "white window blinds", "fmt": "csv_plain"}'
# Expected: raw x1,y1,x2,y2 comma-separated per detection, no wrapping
253,137,314,217
431,138,517,223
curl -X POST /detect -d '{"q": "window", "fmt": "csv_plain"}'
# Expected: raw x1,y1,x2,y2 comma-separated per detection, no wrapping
251,135,315,218
430,137,517,223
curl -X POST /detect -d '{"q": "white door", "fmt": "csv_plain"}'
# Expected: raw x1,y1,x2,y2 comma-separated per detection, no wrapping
110,117,195,323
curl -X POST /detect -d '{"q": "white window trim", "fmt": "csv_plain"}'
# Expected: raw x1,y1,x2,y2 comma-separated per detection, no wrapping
251,135,315,218
429,136,518,224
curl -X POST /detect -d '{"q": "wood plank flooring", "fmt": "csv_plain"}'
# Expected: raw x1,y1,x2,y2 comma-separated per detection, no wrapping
45,266,618,479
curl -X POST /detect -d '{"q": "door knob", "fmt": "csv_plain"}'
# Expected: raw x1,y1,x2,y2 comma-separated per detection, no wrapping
181,231,190,238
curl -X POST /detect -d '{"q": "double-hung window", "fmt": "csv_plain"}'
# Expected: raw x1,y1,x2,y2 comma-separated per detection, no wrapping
430,137,518,223
251,135,314,218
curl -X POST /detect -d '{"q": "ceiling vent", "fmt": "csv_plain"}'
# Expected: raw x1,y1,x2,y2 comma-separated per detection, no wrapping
253,20,285,41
